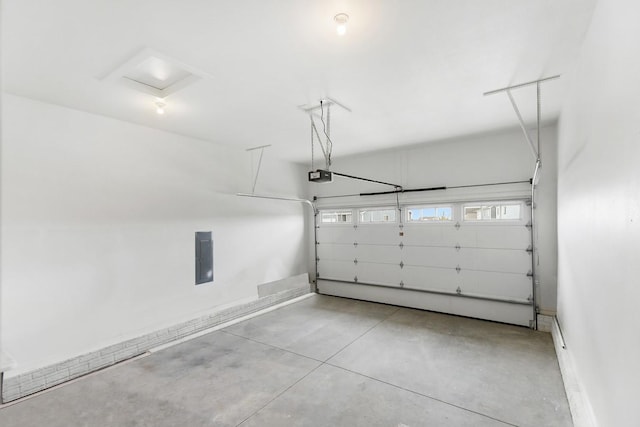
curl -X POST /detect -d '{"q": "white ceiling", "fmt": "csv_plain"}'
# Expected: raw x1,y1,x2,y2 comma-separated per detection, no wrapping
2,0,596,163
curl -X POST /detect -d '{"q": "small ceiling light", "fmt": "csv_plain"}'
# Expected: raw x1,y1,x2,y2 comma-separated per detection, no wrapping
155,99,166,115
334,13,349,36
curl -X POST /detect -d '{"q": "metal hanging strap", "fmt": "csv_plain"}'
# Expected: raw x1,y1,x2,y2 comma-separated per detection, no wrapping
310,118,330,169
484,75,559,162
246,144,271,194
300,97,351,171
506,90,538,159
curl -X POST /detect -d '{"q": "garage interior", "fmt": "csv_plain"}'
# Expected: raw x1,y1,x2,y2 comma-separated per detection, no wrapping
0,1,638,426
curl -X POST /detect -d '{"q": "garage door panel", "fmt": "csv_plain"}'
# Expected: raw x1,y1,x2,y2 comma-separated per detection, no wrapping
402,226,452,246
355,226,400,245
472,226,530,249
402,246,458,268
470,249,531,273
448,294,532,327
317,260,355,282
401,266,460,292
317,243,355,262
318,280,533,327
357,262,401,286
317,227,356,244
451,228,478,247
452,248,475,270
316,199,534,327
460,270,531,300
357,245,401,264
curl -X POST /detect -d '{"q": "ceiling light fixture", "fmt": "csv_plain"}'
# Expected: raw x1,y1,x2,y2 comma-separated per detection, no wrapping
155,99,166,115
334,13,349,36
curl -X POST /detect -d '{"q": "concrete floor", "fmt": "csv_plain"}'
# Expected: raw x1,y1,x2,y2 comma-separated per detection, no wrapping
0,295,572,426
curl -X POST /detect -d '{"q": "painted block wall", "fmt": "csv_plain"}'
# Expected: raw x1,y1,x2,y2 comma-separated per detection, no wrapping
310,126,558,315
556,0,640,425
0,94,309,376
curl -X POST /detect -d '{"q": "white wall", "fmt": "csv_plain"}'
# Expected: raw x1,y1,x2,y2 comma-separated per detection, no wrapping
556,1,640,425
310,126,558,314
0,94,309,375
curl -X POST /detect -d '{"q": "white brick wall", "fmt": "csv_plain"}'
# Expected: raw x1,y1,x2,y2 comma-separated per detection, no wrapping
1,287,309,403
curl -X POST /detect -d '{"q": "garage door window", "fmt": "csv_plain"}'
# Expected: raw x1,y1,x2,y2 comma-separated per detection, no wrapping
463,202,522,221
320,209,353,224
407,206,453,222
359,208,397,223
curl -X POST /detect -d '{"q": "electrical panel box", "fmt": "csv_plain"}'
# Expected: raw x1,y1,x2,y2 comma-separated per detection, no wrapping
308,169,333,183
195,231,213,285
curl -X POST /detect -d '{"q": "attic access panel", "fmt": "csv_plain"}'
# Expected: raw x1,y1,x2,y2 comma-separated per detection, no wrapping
195,231,213,285
101,48,211,98
123,56,194,91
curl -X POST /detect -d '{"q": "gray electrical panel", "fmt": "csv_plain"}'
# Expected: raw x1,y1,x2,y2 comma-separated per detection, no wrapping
195,231,213,285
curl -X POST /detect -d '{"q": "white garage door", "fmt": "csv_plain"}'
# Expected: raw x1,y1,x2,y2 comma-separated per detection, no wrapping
316,200,534,327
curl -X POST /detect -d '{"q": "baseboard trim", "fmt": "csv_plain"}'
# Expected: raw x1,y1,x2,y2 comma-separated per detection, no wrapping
1,286,310,403
551,316,597,427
